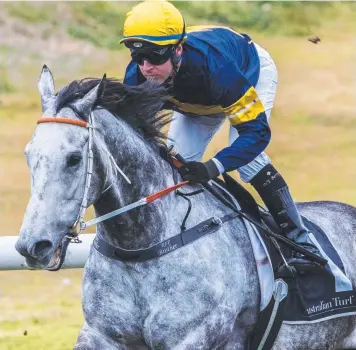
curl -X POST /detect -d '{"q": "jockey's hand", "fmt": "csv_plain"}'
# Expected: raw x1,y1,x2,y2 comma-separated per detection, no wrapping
178,160,220,184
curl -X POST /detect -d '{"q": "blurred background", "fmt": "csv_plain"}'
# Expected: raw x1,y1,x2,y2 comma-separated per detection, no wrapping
0,1,355,349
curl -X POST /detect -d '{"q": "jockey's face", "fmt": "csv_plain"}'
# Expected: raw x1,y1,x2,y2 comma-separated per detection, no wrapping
139,45,183,84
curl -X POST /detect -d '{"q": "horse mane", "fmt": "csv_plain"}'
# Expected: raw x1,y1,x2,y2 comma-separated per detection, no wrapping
55,77,172,146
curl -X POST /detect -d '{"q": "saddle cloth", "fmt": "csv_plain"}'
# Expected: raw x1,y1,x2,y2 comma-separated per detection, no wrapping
218,175,356,324
245,217,356,323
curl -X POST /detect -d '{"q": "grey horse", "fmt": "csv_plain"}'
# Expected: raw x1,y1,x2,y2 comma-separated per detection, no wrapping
16,67,356,349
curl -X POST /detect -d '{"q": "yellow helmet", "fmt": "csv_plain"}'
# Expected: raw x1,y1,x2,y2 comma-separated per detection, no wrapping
120,0,186,46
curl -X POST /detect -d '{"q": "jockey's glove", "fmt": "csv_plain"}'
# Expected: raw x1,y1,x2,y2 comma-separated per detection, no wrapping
178,160,220,184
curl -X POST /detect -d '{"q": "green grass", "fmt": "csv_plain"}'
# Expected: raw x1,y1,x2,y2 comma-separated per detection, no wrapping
5,3,58,25
0,270,83,350
0,319,83,350
0,78,15,93
0,45,16,93
174,2,345,36
67,2,132,51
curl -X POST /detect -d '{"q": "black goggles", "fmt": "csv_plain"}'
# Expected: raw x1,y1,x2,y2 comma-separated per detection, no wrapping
130,46,173,66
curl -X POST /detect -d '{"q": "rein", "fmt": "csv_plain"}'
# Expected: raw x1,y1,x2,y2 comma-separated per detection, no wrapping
36,116,240,265
36,116,326,267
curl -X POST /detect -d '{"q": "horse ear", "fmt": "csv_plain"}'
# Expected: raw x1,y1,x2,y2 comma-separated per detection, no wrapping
38,65,55,112
73,74,106,120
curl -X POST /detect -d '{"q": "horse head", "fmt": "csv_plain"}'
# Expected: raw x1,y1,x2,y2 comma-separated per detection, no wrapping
16,65,172,270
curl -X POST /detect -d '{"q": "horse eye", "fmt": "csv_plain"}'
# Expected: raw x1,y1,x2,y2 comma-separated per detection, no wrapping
67,153,82,167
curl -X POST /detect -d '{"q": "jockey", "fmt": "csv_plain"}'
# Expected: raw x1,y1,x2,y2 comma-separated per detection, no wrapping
121,0,322,268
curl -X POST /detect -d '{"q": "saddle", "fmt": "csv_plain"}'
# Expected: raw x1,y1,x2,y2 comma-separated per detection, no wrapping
218,173,327,270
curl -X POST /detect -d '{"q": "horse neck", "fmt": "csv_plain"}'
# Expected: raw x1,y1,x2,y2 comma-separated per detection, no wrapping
91,109,186,250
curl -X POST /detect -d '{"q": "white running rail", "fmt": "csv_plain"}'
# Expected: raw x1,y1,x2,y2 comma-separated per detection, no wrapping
0,234,95,270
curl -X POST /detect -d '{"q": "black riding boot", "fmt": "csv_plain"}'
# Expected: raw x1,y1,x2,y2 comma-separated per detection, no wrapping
250,164,325,270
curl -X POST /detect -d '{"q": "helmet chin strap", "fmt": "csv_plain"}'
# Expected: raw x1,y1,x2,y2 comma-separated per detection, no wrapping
164,21,185,85
164,56,180,85
172,50,181,75
161,60,176,87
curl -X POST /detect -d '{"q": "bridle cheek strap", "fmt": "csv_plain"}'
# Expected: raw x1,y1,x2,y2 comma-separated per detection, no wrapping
37,116,94,239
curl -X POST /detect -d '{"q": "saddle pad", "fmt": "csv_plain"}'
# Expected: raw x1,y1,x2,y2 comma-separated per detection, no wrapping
245,216,356,324
283,218,356,324
211,177,356,323
243,217,274,311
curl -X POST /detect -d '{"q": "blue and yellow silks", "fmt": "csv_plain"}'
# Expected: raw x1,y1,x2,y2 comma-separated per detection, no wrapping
123,26,271,172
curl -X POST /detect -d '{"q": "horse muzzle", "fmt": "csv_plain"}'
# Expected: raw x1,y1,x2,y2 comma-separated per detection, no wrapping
15,234,71,271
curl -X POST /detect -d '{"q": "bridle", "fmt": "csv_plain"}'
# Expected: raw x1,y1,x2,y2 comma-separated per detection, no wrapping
36,115,188,269
38,116,95,240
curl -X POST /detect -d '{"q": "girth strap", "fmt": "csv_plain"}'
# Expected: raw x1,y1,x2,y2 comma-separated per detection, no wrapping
93,212,239,262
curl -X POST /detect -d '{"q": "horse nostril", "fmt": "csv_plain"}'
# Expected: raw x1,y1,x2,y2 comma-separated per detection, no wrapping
30,240,53,259
15,240,31,257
